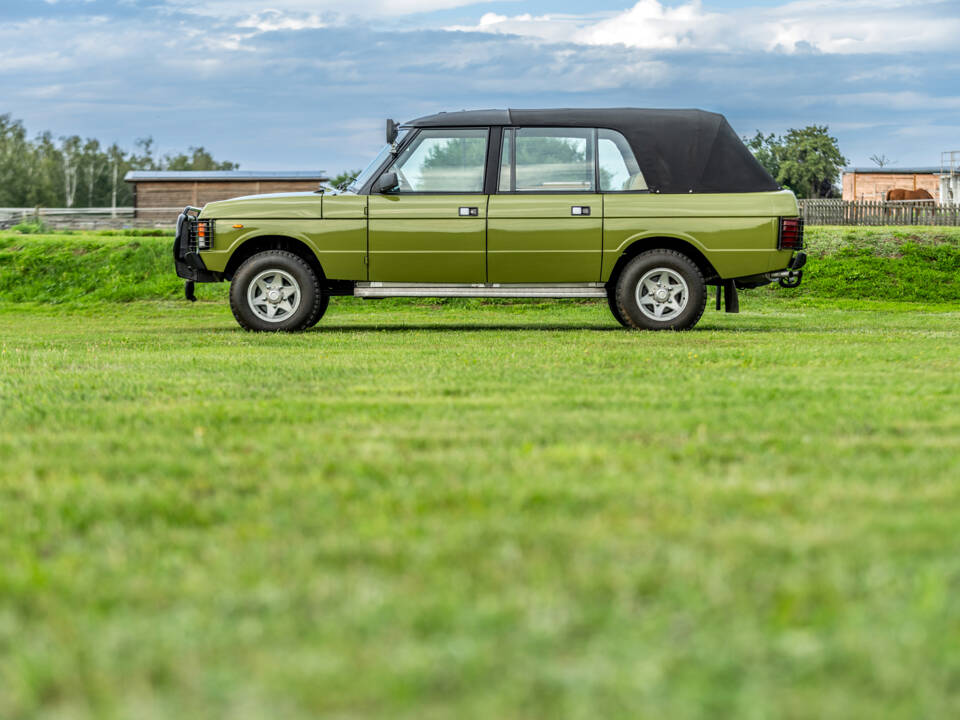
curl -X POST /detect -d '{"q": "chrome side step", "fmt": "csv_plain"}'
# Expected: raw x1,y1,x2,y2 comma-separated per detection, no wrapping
353,282,607,298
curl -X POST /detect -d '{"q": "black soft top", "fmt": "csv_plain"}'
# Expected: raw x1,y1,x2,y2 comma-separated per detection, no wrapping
407,108,779,195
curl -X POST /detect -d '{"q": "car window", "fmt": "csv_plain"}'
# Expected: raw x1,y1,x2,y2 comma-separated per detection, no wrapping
499,130,513,192
599,129,646,192
500,128,595,192
347,129,409,192
387,128,487,192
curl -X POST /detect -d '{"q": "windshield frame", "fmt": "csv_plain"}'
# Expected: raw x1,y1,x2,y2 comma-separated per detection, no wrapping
346,128,410,193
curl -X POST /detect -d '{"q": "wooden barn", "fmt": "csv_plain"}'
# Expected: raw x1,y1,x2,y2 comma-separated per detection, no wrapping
124,170,329,220
841,167,941,202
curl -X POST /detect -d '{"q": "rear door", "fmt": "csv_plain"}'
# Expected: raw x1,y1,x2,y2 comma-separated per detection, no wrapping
368,128,488,283
488,127,602,282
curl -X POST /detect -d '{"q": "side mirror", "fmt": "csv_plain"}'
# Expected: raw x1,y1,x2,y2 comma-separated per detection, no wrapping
386,119,398,145
374,171,398,194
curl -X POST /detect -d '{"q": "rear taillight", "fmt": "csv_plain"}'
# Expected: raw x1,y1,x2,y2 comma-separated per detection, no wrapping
779,217,804,251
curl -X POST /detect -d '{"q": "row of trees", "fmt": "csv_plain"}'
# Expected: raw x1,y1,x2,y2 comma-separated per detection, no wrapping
0,114,238,209
745,125,847,198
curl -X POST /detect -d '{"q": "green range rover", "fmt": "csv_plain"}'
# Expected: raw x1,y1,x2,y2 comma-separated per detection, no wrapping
174,108,806,331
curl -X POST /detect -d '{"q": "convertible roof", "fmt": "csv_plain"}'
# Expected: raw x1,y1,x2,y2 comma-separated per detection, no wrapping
406,108,779,194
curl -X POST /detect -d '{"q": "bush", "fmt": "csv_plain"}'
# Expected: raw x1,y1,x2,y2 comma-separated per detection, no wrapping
10,221,51,235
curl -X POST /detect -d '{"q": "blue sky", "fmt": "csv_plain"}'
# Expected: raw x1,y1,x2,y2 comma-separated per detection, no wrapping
3,0,959,174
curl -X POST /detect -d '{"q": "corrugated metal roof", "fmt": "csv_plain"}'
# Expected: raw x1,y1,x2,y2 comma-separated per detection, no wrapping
844,167,943,175
124,170,328,182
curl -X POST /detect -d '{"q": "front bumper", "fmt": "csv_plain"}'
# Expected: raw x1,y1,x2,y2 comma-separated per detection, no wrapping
173,206,220,283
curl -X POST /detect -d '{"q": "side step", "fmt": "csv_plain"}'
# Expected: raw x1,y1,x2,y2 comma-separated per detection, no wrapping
354,283,607,299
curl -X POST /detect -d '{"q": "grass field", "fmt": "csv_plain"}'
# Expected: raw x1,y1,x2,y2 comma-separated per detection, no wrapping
2,229,960,718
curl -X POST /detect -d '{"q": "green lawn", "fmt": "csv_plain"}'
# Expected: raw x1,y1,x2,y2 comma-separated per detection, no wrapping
2,296,959,718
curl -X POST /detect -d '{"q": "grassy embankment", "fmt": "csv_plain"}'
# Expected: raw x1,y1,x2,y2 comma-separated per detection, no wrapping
0,225,959,305
0,227,959,718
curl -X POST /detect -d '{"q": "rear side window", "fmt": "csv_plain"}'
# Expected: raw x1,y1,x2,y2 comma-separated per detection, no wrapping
599,129,646,192
499,128,595,192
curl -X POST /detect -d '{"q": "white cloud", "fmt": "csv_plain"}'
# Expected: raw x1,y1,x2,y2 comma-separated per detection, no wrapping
446,12,605,43
578,0,713,50
449,0,960,55
237,11,329,33
161,0,501,20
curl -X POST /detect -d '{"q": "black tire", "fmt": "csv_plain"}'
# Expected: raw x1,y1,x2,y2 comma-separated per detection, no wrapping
615,249,707,330
229,250,325,332
607,287,630,327
303,292,330,329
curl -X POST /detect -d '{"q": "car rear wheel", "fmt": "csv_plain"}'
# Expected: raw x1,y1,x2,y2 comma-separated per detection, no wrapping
229,250,326,331
614,249,706,330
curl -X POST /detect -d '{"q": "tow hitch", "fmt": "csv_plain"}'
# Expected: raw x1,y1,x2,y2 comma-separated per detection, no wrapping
777,251,807,288
778,271,802,288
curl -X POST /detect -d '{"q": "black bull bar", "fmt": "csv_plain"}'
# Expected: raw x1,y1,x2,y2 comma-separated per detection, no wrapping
173,206,219,301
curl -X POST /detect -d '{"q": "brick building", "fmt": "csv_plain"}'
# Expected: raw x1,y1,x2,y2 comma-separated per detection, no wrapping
125,170,329,220
841,167,941,202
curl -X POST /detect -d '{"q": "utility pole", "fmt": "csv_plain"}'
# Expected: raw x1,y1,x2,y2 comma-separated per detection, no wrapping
111,158,118,218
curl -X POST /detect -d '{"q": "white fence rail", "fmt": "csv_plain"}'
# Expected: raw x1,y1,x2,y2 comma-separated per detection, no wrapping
0,207,184,230
799,199,960,226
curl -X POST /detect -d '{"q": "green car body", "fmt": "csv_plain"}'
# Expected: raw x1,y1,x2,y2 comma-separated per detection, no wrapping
174,108,806,331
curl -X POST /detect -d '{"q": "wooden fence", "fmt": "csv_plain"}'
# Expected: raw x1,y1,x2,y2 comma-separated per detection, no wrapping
799,199,960,226
0,207,176,230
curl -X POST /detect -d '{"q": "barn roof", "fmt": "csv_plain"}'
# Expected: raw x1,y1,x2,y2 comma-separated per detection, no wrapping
124,171,328,182
844,167,943,175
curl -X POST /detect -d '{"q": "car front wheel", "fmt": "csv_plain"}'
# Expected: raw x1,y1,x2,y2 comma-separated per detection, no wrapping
229,250,326,331
614,249,706,330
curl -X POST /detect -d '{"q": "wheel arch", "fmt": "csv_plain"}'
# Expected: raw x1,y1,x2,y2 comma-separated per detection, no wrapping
223,235,325,281
605,235,719,288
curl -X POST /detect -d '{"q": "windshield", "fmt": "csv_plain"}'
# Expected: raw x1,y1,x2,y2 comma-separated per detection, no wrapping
346,129,409,192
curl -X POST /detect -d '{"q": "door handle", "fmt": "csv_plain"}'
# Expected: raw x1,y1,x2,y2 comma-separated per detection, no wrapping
571,206,591,216
459,207,479,216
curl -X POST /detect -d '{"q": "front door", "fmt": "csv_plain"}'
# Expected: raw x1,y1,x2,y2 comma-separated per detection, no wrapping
488,127,602,283
369,128,488,283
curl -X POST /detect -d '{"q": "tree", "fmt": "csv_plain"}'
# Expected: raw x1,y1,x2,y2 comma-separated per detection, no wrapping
0,115,31,206
421,137,488,171
870,153,893,168
106,143,127,214
164,146,238,171
777,126,847,198
744,131,781,180
0,117,238,208
329,169,362,189
128,137,159,171
80,138,104,207
29,132,63,208
745,126,847,198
